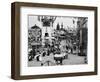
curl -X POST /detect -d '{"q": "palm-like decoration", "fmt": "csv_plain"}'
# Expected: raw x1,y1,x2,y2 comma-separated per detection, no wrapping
38,16,56,27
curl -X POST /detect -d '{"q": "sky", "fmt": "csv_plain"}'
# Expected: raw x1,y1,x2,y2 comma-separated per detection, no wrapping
28,15,78,29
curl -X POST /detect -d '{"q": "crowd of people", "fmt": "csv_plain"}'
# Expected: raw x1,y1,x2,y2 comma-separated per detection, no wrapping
28,40,71,66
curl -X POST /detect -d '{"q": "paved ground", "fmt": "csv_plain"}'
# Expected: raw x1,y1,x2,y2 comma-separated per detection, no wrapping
28,54,86,67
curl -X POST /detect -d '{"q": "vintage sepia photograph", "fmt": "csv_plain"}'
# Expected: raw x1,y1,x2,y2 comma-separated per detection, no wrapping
28,15,88,67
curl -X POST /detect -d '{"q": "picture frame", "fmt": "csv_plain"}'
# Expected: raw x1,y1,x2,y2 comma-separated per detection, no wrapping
11,2,98,80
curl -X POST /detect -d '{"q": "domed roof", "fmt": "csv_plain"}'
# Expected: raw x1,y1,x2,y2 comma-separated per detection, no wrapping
31,24,40,29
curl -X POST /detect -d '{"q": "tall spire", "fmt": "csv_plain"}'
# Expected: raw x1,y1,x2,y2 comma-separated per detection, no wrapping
61,23,63,28
56,23,60,30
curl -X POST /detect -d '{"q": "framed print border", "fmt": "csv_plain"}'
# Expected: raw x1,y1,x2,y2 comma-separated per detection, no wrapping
11,2,98,80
